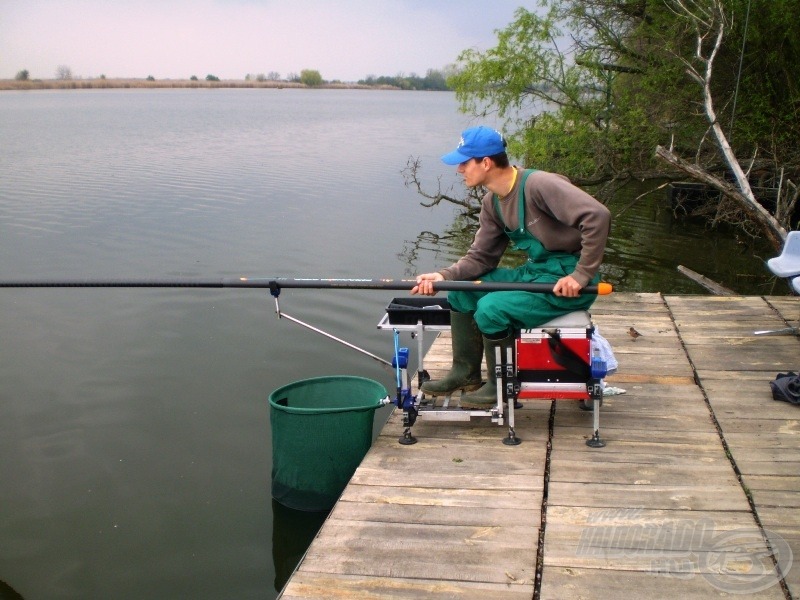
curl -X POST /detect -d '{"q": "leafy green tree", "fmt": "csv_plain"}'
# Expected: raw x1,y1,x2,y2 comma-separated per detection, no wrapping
445,0,799,243
205,74,220,82
15,70,29,81
300,69,323,86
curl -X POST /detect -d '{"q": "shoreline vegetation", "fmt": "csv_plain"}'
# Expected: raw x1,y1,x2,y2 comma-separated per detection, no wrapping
0,78,409,92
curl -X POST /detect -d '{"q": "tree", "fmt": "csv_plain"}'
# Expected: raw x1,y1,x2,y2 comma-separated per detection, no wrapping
206,74,220,82
15,70,29,81
55,65,72,80
655,0,790,248
300,69,323,86
441,0,799,246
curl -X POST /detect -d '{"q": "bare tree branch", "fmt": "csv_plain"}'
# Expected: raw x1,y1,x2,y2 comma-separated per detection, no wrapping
401,156,482,215
657,0,788,247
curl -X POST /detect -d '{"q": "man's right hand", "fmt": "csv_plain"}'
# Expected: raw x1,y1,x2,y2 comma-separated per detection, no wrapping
411,272,444,296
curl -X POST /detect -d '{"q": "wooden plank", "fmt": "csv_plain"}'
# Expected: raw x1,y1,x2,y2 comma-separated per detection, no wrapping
551,449,731,467
546,505,761,529
747,488,800,508
282,572,534,599
540,566,786,600
680,333,800,345
542,538,772,574
555,412,716,433
697,369,793,381
677,265,736,295
551,428,725,454
665,295,771,309
330,500,541,528
548,460,739,487
339,484,539,510
758,507,800,528
350,466,543,491
715,418,800,435
605,373,696,384
763,295,799,326
547,481,751,511
298,521,538,585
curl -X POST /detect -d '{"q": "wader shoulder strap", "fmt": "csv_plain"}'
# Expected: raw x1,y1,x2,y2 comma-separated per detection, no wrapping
493,168,538,232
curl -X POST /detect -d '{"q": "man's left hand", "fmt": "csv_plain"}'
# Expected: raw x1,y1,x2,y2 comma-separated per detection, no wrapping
553,275,581,298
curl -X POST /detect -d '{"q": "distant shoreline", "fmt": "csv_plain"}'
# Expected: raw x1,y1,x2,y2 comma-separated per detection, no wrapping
0,78,409,92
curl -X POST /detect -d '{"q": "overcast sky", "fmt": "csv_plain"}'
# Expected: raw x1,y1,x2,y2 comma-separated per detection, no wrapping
1,0,529,81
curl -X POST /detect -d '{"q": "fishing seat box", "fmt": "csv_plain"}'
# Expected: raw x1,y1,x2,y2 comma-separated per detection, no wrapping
385,297,451,326
515,310,593,401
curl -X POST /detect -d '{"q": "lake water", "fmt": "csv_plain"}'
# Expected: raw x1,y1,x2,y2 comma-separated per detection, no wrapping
0,89,780,600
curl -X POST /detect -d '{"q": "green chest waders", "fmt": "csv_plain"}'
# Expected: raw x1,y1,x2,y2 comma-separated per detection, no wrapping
459,170,599,407
447,169,599,335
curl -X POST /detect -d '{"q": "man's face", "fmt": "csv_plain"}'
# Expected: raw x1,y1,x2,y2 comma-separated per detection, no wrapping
456,157,487,188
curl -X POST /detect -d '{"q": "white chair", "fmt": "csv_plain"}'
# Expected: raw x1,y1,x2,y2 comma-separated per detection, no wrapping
755,231,800,335
767,231,800,280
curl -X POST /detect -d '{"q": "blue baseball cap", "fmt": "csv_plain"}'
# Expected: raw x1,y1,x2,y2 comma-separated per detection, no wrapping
441,126,507,165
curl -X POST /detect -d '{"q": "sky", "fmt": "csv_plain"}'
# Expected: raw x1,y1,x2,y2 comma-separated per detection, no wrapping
1,0,530,82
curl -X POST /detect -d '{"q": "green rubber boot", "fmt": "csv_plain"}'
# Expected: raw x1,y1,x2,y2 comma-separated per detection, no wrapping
420,310,483,397
460,331,514,409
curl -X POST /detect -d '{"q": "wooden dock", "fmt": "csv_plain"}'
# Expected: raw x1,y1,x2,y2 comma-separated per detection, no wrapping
278,293,799,599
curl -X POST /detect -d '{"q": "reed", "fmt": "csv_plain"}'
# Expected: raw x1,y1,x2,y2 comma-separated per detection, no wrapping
0,78,389,91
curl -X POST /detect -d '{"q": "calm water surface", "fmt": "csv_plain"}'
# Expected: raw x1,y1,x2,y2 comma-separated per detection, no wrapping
0,89,779,600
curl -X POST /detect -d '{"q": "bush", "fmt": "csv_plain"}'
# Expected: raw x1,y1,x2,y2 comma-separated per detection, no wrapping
300,69,323,86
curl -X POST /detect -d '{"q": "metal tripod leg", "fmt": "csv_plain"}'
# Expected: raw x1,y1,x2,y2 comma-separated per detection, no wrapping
586,380,605,448
500,342,521,446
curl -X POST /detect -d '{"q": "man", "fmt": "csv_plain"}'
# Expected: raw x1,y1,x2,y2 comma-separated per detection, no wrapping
411,126,611,408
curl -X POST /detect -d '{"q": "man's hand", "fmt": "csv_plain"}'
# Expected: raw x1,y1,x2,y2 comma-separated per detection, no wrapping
553,275,581,298
411,272,444,296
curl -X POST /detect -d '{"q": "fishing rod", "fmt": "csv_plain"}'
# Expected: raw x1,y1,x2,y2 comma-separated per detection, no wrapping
0,277,613,295
0,276,614,394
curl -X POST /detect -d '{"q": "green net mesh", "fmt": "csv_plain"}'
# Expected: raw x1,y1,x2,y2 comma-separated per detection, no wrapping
269,376,388,512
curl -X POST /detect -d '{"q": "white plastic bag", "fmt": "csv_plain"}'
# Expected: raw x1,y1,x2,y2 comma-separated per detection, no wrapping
591,327,618,376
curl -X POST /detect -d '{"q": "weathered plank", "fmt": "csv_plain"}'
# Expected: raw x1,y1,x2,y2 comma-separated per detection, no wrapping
540,566,785,600
547,481,750,511
282,572,534,600
330,500,541,529
677,265,736,295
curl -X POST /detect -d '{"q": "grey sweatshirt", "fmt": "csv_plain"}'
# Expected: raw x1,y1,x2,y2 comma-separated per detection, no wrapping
440,168,611,287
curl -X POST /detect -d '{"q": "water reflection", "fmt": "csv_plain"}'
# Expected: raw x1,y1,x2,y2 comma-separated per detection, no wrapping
0,580,25,600
271,500,329,594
